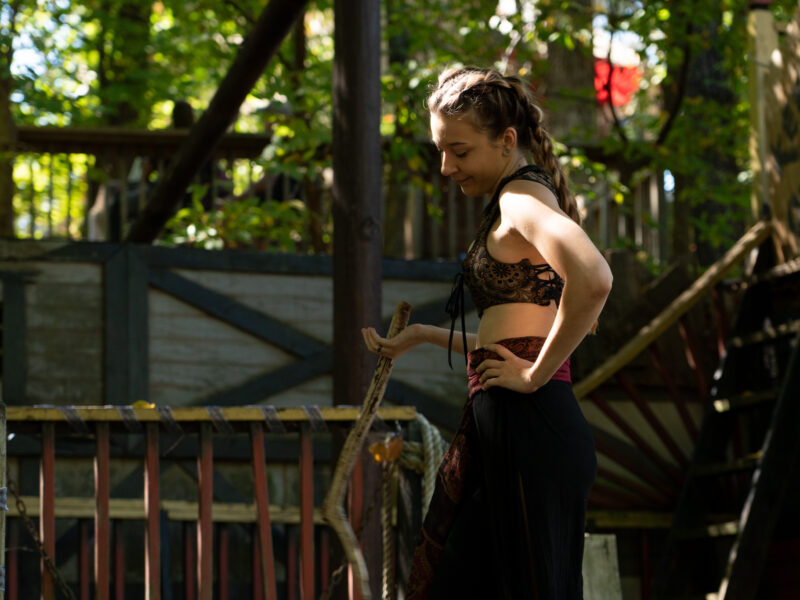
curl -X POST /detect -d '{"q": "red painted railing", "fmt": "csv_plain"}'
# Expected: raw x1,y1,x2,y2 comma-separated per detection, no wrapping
4,405,417,600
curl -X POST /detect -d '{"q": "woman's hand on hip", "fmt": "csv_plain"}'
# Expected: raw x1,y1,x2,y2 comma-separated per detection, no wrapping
361,323,426,359
475,344,542,393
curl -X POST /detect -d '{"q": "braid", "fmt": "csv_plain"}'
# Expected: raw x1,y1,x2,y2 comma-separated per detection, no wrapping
428,67,582,225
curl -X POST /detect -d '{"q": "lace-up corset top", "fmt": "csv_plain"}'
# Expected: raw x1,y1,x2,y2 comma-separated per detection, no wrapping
462,165,564,317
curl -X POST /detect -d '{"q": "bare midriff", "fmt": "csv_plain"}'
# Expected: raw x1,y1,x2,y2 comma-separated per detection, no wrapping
475,301,557,349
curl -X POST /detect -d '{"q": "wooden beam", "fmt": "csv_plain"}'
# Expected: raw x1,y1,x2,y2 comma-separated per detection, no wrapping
148,267,327,357
6,405,416,423
94,422,111,600
332,0,383,406
16,125,269,158
144,423,161,600
126,0,310,243
40,422,56,600
718,331,800,600
1,274,27,403
196,424,213,600
574,220,773,399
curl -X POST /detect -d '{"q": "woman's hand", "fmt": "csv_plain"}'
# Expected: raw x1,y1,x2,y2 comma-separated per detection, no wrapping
361,323,427,360
475,344,544,393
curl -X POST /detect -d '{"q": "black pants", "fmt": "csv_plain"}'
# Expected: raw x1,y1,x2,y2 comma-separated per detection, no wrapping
429,381,596,599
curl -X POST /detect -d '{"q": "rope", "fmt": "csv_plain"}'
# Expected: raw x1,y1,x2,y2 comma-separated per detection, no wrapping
381,461,398,600
415,413,447,516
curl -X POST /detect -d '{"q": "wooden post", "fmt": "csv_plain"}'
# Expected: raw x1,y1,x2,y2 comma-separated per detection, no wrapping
0,403,5,600
144,423,161,600
197,424,213,600
250,424,277,600
332,0,383,406
95,422,111,600
40,422,55,600
747,0,776,222
298,428,314,600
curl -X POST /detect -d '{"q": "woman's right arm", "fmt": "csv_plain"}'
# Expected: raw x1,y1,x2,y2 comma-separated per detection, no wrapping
361,323,477,359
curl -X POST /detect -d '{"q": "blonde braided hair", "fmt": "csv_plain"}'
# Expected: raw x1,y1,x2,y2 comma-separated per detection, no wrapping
428,67,581,225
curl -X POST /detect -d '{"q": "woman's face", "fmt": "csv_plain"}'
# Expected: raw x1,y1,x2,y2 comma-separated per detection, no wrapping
430,111,513,197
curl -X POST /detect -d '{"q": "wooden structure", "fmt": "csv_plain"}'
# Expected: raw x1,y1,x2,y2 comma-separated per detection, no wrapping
5,405,418,599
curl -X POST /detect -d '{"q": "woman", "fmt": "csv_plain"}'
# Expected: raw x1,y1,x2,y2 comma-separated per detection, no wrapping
362,67,612,599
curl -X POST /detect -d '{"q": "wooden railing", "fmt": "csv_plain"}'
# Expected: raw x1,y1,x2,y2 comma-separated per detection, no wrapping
3,405,418,600
9,126,677,262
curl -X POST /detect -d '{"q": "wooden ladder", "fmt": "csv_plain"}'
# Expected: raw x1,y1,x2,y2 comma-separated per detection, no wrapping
653,255,800,600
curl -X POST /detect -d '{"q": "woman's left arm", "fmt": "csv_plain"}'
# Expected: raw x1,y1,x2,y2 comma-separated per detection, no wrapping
478,186,612,392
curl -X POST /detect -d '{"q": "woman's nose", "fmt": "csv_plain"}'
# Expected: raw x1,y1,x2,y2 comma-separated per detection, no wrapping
440,152,456,176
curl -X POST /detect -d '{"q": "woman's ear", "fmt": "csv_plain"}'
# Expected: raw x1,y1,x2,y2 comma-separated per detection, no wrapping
502,126,518,151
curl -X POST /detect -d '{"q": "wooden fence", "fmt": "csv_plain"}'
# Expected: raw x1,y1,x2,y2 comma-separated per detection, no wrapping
4,405,420,599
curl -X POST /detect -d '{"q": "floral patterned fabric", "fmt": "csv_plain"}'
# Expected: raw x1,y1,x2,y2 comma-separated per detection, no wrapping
461,165,564,317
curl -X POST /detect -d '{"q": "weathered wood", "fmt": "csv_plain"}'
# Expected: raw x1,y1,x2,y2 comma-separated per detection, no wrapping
105,246,149,404
94,422,110,600
332,0,383,406
16,125,269,157
718,332,800,600
250,424,278,600
197,424,213,600
574,220,773,399
144,423,161,600
322,302,410,600
126,0,310,243
148,267,327,356
7,495,327,524
40,422,56,600
6,405,416,423
1,275,27,403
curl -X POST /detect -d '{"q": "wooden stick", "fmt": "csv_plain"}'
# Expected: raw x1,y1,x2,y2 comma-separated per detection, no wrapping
322,302,411,600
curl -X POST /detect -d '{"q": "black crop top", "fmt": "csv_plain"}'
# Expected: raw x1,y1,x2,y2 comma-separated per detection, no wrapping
446,165,564,367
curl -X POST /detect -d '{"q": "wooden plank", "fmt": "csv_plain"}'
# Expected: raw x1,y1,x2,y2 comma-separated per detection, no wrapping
197,424,213,600
135,238,459,280
145,423,161,600
6,405,416,423
591,426,678,501
114,521,125,600
299,427,314,600
719,330,800,600
105,247,131,403
250,424,278,600
80,520,90,600
573,220,773,399
184,524,195,600
16,126,270,157
148,268,327,356
615,371,689,468
40,423,55,600
95,422,110,600
589,392,682,485
647,344,698,440
200,351,333,406
128,247,149,403
7,496,328,523
219,526,229,600
2,275,27,403
8,521,18,600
